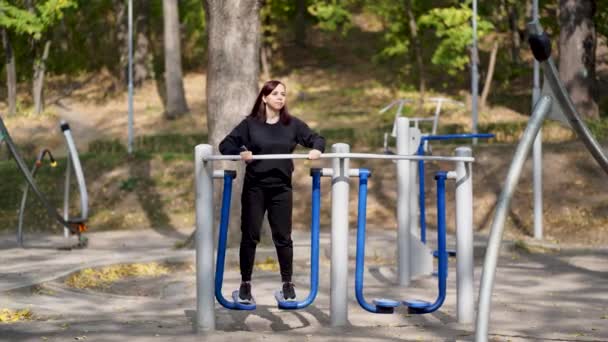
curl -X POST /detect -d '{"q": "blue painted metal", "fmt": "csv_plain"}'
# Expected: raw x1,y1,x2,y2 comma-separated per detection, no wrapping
404,171,449,314
215,173,255,310
275,169,322,309
418,133,495,243
355,169,400,314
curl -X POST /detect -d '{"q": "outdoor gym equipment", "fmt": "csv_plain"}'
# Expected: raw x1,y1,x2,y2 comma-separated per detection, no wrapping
213,169,321,311
194,142,477,332
355,169,451,315
16,121,89,247
0,115,88,248
475,21,608,341
417,133,494,244
381,97,465,153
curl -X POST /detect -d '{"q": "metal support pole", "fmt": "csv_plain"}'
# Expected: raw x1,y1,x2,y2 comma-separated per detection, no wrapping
63,155,71,238
127,0,134,154
194,144,215,332
532,0,543,240
454,147,474,324
396,117,411,285
475,96,552,341
61,122,88,220
330,143,350,327
471,0,479,145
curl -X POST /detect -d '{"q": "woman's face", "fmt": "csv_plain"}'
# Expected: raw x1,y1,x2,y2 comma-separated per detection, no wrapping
263,83,286,112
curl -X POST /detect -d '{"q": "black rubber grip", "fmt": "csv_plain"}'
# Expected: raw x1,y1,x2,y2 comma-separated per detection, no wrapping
310,168,322,176
528,32,552,62
225,170,237,178
60,122,70,131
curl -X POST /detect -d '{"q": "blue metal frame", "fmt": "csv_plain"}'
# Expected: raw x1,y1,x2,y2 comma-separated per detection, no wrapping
355,169,401,314
214,172,255,310
404,171,449,314
418,133,494,243
275,169,321,309
215,170,322,311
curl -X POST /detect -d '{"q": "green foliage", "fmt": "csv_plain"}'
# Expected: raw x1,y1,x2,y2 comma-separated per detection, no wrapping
364,0,410,59
0,0,77,39
308,0,352,34
418,4,494,75
0,2,42,35
597,0,608,38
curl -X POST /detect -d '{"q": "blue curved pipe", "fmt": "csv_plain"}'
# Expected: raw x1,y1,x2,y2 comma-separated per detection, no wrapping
355,169,399,314
418,133,495,243
406,171,449,314
215,172,255,310
276,169,321,309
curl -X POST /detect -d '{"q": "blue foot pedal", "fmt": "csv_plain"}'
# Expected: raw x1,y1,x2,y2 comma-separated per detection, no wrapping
373,298,400,314
403,299,431,314
231,290,256,310
274,290,299,309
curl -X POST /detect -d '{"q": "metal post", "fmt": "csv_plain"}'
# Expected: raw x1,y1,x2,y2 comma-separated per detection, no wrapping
330,143,350,327
532,0,543,240
61,122,88,220
63,155,71,238
127,0,134,154
475,96,552,341
396,117,411,285
195,144,215,332
455,147,474,324
471,0,479,145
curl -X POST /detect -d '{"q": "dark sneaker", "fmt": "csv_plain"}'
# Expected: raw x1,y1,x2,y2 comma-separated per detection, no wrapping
238,282,253,303
282,282,296,301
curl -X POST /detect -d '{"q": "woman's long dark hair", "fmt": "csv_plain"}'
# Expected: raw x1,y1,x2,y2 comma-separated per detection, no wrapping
248,80,291,124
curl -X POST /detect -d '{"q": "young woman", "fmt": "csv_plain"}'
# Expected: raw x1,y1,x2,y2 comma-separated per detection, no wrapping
219,80,325,303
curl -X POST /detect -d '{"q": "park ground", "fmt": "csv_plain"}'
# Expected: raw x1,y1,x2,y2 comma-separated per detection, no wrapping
1,16,608,341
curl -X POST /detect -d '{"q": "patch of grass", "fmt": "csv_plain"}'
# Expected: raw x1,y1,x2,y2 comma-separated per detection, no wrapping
65,262,170,289
119,177,140,192
0,308,33,323
254,256,279,272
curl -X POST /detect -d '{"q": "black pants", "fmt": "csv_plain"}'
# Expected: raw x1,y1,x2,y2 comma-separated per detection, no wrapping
240,180,293,283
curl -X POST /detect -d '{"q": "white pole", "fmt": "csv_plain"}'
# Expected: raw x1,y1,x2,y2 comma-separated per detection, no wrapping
396,117,411,285
127,0,134,154
195,144,215,332
455,147,474,324
63,155,71,238
330,143,350,327
532,0,543,240
471,0,479,145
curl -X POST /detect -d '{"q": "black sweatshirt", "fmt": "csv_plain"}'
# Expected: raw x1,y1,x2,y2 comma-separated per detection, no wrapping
219,116,326,185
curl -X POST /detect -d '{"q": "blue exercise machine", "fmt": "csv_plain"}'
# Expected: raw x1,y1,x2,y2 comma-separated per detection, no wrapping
214,169,322,310
355,168,450,314
417,133,494,244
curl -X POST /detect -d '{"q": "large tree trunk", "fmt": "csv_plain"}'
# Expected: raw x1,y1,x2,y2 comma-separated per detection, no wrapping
190,0,260,247
405,0,425,107
162,0,189,119
33,41,51,115
2,29,17,116
558,0,599,119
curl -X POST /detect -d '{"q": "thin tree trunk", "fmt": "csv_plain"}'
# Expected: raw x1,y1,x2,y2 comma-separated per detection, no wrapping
405,0,425,107
480,41,499,109
295,0,307,47
33,41,51,115
558,0,598,119
163,0,189,119
2,29,17,116
508,5,521,64
260,45,271,80
184,0,261,248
